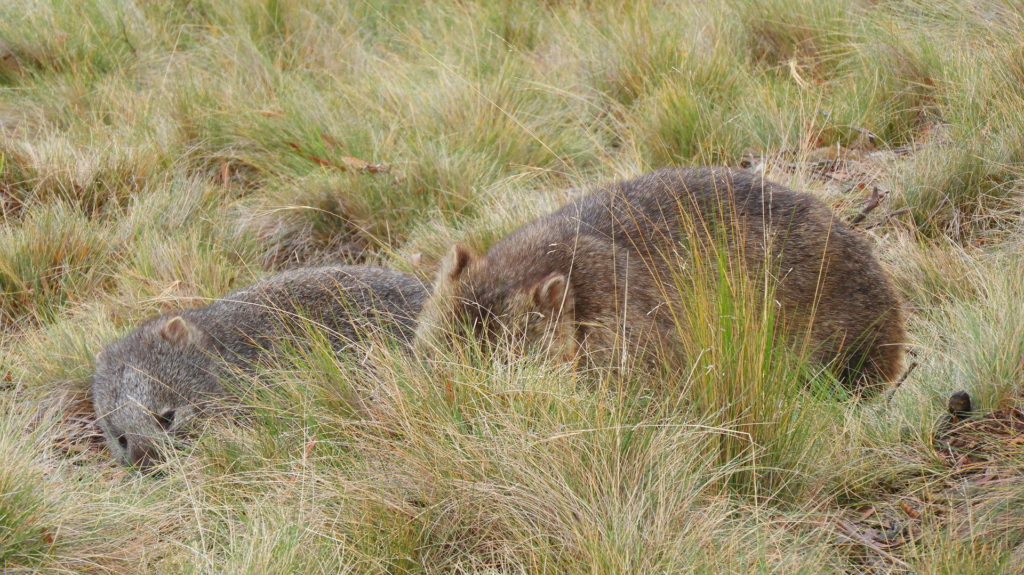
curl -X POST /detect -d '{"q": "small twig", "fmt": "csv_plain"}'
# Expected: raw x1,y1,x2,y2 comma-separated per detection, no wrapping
850,187,887,227
119,16,137,55
918,195,950,231
885,361,919,403
285,142,389,173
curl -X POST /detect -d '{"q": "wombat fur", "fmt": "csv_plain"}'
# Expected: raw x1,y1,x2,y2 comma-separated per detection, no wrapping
416,167,904,393
92,265,428,468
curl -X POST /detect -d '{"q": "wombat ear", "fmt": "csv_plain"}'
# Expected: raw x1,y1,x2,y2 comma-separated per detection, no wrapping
533,273,571,314
159,316,199,346
441,244,476,282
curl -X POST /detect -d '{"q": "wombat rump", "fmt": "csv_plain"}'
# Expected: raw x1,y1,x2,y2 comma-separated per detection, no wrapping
93,265,428,467
417,167,904,393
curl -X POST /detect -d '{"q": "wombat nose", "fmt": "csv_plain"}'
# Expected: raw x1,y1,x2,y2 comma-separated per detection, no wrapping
128,437,162,469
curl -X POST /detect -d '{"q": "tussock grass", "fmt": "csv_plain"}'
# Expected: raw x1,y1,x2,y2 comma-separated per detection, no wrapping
664,250,845,502
0,203,114,327
199,341,849,572
916,254,1024,410
0,406,55,567
2,0,1024,571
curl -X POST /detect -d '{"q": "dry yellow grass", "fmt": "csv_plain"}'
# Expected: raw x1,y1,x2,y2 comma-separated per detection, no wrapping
2,0,1023,572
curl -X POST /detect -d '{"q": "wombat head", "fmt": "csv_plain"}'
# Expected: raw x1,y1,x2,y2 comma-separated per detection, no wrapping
92,315,227,468
415,244,577,360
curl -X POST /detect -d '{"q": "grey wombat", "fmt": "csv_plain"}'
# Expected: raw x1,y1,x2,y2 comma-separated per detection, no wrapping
416,167,904,393
93,265,428,467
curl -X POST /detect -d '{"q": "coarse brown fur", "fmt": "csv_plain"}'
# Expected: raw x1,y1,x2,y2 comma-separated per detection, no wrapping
416,167,905,394
92,265,429,468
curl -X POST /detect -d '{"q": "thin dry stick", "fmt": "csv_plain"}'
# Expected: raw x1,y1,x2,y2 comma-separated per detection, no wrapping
850,187,887,226
918,195,950,231
885,361,920,403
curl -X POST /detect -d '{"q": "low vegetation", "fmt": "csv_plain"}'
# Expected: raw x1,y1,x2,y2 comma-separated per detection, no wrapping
1,0,1022,572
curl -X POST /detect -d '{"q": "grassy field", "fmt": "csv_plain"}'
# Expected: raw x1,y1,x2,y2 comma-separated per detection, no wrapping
2,0,1023,572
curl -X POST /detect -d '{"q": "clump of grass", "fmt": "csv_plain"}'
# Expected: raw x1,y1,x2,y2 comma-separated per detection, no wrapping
577,2,694,107
894,137,1023,240
0,0,142,80
0,126,162,216
236,177,382,270
831,26,942,148
0,407,56,568
914,254,1024,411
637,68,754,166
874,2,1024,239
885,235,984,309
660,237,849,502
202,337,849,572
735,0,853,78
905,526,1022,575
0,203,113,328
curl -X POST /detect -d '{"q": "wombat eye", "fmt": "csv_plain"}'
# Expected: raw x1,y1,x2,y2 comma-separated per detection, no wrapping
117,435,128,449
155,409,176,430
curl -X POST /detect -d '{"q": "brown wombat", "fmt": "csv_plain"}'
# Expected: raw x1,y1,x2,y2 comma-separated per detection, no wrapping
92,265,428,468
416,167,904,393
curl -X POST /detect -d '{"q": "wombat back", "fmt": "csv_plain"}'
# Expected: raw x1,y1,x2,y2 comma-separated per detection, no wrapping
418,167,904,392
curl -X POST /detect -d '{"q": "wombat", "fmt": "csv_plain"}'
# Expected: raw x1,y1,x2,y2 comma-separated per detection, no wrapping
416,167,904,393
92,265,428,468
